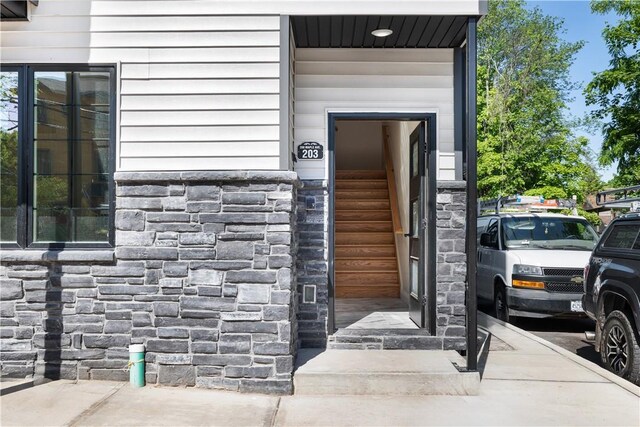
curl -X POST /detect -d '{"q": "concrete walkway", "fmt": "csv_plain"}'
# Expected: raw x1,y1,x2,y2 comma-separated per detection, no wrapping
2,314,639,426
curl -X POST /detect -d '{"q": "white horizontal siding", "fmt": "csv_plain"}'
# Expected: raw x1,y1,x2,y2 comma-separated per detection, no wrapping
11,1,484,17
1,9,281,172
293,48,455,180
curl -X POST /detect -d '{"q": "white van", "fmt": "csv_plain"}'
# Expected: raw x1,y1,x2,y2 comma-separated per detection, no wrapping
477,213,599,322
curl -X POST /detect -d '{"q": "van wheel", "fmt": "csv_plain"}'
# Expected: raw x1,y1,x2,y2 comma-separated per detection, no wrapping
601,310,640,385
494,285,510,323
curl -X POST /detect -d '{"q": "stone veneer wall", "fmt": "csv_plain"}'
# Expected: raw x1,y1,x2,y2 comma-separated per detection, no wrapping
295,180,468,350
295,180,329,348
435,181,467,350
0,171,299,394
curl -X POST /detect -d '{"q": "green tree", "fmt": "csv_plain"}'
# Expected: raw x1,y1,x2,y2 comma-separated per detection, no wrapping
478,0,602,202
585,0,640,186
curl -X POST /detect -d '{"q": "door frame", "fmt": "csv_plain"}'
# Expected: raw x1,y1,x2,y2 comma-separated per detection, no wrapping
327,112,438,335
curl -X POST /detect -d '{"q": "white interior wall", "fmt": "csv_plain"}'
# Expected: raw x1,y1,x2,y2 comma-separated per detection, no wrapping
386,121,419,303
335,121,384,170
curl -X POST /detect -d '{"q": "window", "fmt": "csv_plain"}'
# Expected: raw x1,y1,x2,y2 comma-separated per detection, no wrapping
603,224,640,251
0,65,115,248
482,219,499,248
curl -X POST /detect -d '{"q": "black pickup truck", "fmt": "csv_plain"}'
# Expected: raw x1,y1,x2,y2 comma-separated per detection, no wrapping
583,213,640,385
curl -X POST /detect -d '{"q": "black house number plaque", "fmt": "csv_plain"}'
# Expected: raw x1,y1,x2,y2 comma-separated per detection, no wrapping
297,142,323,160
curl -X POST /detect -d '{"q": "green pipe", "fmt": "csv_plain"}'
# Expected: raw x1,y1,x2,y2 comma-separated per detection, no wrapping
129,344,145,387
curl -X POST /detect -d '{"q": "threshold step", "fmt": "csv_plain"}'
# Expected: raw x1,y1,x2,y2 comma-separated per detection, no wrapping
294,349,479,396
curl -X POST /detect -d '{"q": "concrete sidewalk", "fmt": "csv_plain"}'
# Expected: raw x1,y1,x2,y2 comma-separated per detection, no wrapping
2,314,639,426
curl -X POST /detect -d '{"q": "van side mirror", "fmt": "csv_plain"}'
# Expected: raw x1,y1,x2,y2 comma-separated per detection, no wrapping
480,233,493,248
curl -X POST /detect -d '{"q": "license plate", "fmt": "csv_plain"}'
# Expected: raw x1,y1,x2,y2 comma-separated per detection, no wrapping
571,300,583,312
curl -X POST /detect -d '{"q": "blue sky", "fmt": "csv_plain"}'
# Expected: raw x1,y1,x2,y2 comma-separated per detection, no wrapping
526,0,619,181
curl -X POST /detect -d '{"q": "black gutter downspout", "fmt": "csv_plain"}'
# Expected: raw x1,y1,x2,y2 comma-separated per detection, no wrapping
465,16,478,372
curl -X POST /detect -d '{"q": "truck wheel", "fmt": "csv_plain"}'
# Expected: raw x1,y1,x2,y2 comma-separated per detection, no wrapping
601,310,640,385
494,285,510,323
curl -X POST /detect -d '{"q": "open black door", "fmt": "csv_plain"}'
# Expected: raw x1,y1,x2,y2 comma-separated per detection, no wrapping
408,122,427,327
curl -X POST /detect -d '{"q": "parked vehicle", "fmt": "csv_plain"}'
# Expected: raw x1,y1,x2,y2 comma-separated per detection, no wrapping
583,213,640,385
477,213,599,322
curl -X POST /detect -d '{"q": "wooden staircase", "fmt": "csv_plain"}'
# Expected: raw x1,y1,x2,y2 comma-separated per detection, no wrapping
335,170,400,298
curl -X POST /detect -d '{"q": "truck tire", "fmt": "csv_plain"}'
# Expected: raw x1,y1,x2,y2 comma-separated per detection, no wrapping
601,310,640,385
494,285,510,323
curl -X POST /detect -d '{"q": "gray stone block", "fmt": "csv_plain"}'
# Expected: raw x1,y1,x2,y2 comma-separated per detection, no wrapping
216,241,253,260
263,306,289,321
225,271,276,284
163,261,188,277
158,328,189,338
267,233,291,245
222,193,266,205
115,210,145,231
218,335,251,354
189,269,222,286
179,249,216,260
117,185,168,197
146,222,201,232
162,197,187,211
115,247,178,260
190,329,219,342
98,285,159,295
0,279,23,300
191,342,217,353
186,202,221,213
267,213,290,224
192,354,252,366
156,354,192,365
84,335,130,348
105,311,132,320
53,275,95,288
220,312,262,321
154,302,179,317
0,302,15,317
225,365,272,379
132,312,153,327
252,342,289,356
22,280,48,291
187,185,220,201
146,212,190,223
181,296,235,312
236,284,270,304
178,233,216,246
104,321,132,334
197,286,222,297
158,364,196,386
159,278,183,288
199,213,266,224
146,339,189,353
25,290,75,304
116,197,163,210
92,263,145,277
268,255,292,268
221,321,278,334
197,366,223,377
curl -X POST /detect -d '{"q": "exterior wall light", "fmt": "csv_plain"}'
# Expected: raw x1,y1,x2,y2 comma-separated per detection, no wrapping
371,29,393,37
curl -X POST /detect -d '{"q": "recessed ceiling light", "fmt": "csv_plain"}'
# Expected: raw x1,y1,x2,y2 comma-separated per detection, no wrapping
371,28,393,38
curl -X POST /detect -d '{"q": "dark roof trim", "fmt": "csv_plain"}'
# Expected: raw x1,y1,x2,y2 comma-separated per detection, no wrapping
292,15,469,48
1,1,38,21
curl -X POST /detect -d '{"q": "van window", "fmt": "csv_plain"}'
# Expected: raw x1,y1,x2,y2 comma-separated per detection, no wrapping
477,217,491,242
483,219,499,248
603,224,640,250
501,216,598,251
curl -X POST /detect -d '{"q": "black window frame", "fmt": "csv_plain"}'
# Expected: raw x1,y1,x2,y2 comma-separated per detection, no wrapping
0,64,116,249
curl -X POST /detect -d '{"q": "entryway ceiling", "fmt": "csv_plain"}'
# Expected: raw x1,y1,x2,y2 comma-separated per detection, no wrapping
291,15,468,48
